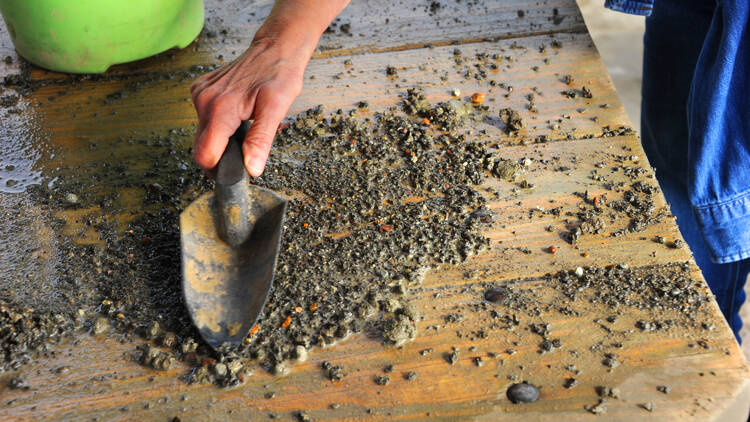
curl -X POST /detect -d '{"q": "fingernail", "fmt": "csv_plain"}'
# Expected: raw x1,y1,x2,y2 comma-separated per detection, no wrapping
246,159,263,177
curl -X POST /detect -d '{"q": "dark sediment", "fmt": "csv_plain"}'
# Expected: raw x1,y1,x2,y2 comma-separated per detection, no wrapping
0,87,502,385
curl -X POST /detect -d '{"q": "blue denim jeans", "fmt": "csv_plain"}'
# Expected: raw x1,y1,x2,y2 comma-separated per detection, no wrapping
642,0,750,342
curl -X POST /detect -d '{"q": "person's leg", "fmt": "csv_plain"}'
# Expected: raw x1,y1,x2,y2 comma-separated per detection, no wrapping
642,0,750,341
659,176,750,341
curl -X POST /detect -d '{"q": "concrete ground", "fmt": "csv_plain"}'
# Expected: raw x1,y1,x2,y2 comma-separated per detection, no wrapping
575,0,750,362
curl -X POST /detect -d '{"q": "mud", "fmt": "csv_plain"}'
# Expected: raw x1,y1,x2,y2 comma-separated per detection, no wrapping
498,108,525,135
549,263,707,318
0,37,724,421
0,87,511,384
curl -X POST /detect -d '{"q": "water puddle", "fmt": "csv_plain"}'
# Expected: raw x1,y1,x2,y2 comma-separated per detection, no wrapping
0,98,53,193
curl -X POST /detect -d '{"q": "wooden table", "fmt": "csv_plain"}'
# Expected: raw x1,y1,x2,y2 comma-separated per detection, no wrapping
1,1,749,420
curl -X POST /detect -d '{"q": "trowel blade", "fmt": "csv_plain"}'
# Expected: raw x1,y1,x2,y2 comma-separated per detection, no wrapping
180,186,287,349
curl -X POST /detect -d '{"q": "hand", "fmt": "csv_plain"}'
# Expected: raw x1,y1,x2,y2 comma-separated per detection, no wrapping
190,40,304,177
190,0,351,177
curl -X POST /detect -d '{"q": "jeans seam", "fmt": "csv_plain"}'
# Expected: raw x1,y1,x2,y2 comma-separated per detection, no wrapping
693,188,750,211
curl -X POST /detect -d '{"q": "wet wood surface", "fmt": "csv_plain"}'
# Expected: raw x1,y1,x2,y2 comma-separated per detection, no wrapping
1,0,749,421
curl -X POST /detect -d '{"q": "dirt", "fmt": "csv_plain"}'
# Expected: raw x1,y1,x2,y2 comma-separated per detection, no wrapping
498,108,525,135
550,263,707,319
0,84,514,386
0,24,729,418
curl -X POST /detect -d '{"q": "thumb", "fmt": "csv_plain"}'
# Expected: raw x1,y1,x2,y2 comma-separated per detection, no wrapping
242,89,295,177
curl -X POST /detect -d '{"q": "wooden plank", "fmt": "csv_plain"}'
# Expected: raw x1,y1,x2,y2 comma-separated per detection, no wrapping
0,1,748,420
1,120,747,420
15,33,629,166
0,0,585,81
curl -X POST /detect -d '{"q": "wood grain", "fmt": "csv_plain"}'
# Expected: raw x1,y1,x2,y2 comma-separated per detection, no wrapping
0,0,748,421
0,0,585,81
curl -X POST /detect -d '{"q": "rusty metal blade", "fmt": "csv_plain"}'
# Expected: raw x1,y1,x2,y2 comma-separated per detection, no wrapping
180,186,287,349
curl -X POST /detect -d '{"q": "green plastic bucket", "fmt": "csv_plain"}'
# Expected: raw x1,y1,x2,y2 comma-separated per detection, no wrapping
0,0,204,73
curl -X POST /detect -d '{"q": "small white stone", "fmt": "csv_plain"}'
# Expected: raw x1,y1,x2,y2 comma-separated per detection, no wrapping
575,267,584,277
452,88,461,97
294,345,308,362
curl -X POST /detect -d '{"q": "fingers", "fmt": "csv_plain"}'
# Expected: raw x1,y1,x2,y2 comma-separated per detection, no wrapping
242,88,296,177
193,96,241,171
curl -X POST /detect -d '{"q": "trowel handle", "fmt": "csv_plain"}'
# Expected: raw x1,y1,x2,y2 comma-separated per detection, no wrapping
215,121,253,247
216,121,251,185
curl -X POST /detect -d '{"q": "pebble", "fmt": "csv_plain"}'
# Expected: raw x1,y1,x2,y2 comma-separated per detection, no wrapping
296,410,311,421
507,382,540,403
374,375,390,386
91,317,110,335
656,385,671,394
9,376,29,390
585,399,607,414
54,366,71,375
294,345,308,362
446,350,459,365
64,193,79,205
144,321,161,339
563,377,578,389
212,363,228,379
484,288,506,304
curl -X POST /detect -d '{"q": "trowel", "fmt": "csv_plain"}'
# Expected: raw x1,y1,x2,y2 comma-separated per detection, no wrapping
180,121,287,350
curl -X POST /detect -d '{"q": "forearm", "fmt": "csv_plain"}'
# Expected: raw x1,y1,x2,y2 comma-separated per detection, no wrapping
253,0,350,65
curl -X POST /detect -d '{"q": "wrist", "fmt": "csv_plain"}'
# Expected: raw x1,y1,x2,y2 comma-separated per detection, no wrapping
251,25,318,69
252,0,350,64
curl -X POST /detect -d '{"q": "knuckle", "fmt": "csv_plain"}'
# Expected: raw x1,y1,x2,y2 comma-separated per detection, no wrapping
192,146,212,169
209,94,234,114
194,91,212,111
248,131,274,148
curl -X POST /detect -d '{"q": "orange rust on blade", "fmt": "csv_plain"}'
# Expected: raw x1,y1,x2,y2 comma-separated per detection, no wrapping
249,325,260,335
281,316,292,328
380,224,393,232
420,117,431,125
470,92,485,103
309,302,319,311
